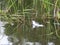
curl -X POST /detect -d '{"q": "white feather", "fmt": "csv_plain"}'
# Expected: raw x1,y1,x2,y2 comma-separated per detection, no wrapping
32,20,44,28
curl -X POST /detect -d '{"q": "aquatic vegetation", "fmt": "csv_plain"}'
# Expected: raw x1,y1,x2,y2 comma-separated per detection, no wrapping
0,0,60,45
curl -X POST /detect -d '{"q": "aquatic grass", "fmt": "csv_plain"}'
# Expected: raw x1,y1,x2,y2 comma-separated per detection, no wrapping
0,0,60,44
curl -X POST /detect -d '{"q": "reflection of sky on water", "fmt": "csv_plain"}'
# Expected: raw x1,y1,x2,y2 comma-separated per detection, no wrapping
0,21,12,45
0,21,55,45
0,35,12,45
48,42,55,45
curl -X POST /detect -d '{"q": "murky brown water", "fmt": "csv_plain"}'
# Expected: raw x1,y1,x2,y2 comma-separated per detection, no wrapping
0,21,60,45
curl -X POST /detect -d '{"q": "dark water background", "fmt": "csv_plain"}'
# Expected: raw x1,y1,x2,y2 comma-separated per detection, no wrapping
0,21,60,45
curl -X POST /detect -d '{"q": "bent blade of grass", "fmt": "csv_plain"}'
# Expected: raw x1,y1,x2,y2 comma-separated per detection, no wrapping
6,0,17,13
40,0,54,5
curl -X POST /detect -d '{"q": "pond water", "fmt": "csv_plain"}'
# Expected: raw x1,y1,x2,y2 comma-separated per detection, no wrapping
0,21,12,45
0,21,60,45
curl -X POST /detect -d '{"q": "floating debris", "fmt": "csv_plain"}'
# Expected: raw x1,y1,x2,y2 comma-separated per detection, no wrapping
32,20,44,28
